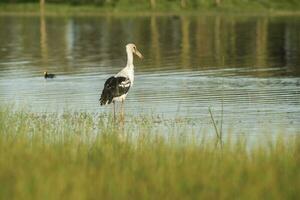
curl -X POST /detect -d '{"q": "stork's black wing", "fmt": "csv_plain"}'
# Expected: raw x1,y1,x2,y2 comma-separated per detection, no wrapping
99,76,131,105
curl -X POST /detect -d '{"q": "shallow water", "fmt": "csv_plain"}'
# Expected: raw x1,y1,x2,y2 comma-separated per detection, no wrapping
0,15,299,134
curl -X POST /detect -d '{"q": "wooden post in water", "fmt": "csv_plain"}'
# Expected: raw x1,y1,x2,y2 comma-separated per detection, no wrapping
150,0,156,9
181,16,191,68
195,18,209,67
40,0,48,64
255,18,268,68
214,16,221,66
150,16,161,66
181,0,187,8
40,0,45,15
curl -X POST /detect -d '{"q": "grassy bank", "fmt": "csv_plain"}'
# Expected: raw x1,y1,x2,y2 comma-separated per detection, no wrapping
0,2,300,16
0,107,299,199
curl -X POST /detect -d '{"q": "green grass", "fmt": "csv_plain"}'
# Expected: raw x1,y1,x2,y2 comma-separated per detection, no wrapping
0,2,300,16
0,107,299,199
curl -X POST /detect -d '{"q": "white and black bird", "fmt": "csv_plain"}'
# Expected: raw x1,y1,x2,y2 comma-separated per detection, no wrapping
99,43,143,117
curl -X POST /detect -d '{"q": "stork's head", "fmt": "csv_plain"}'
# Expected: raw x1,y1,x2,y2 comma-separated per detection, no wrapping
126,43,143,59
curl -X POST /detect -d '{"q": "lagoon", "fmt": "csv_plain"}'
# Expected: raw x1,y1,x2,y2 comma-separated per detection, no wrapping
0,15,299,134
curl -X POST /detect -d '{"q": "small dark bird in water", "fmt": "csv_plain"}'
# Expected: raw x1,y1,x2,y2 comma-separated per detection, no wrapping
44,71,55,79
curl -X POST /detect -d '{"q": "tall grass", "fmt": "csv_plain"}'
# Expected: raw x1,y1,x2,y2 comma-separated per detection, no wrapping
0,107,299,199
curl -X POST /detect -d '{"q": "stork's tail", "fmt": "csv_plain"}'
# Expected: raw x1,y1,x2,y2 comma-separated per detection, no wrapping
99,95,107,106
99,89,112,106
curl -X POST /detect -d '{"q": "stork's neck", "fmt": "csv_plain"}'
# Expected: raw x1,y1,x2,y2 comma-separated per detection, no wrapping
126,49,134,68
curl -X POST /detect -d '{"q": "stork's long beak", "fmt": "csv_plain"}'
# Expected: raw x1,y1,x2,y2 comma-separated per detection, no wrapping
134,49,144,59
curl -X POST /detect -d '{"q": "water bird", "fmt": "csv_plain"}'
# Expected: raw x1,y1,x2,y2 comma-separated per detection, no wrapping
99,43,143,118
44,71,55,79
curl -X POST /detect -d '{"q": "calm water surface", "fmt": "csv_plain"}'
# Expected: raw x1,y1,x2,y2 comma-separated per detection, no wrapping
0,15,299,134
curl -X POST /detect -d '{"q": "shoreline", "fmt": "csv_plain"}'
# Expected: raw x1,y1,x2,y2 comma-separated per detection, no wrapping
1,3,300,17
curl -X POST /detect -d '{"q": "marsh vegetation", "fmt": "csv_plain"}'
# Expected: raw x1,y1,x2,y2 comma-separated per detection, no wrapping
0,107,299,199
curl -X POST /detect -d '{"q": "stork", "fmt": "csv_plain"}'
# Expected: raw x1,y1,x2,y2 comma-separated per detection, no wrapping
99,43,143,119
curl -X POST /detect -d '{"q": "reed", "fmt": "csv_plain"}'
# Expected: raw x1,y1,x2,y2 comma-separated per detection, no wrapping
0,107,299,199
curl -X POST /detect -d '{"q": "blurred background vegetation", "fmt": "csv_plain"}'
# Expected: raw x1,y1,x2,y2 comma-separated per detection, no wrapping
1,0,300,12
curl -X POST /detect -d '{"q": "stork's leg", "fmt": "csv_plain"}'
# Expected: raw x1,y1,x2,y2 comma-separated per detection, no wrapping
121,99,124,121
113,101,116,121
